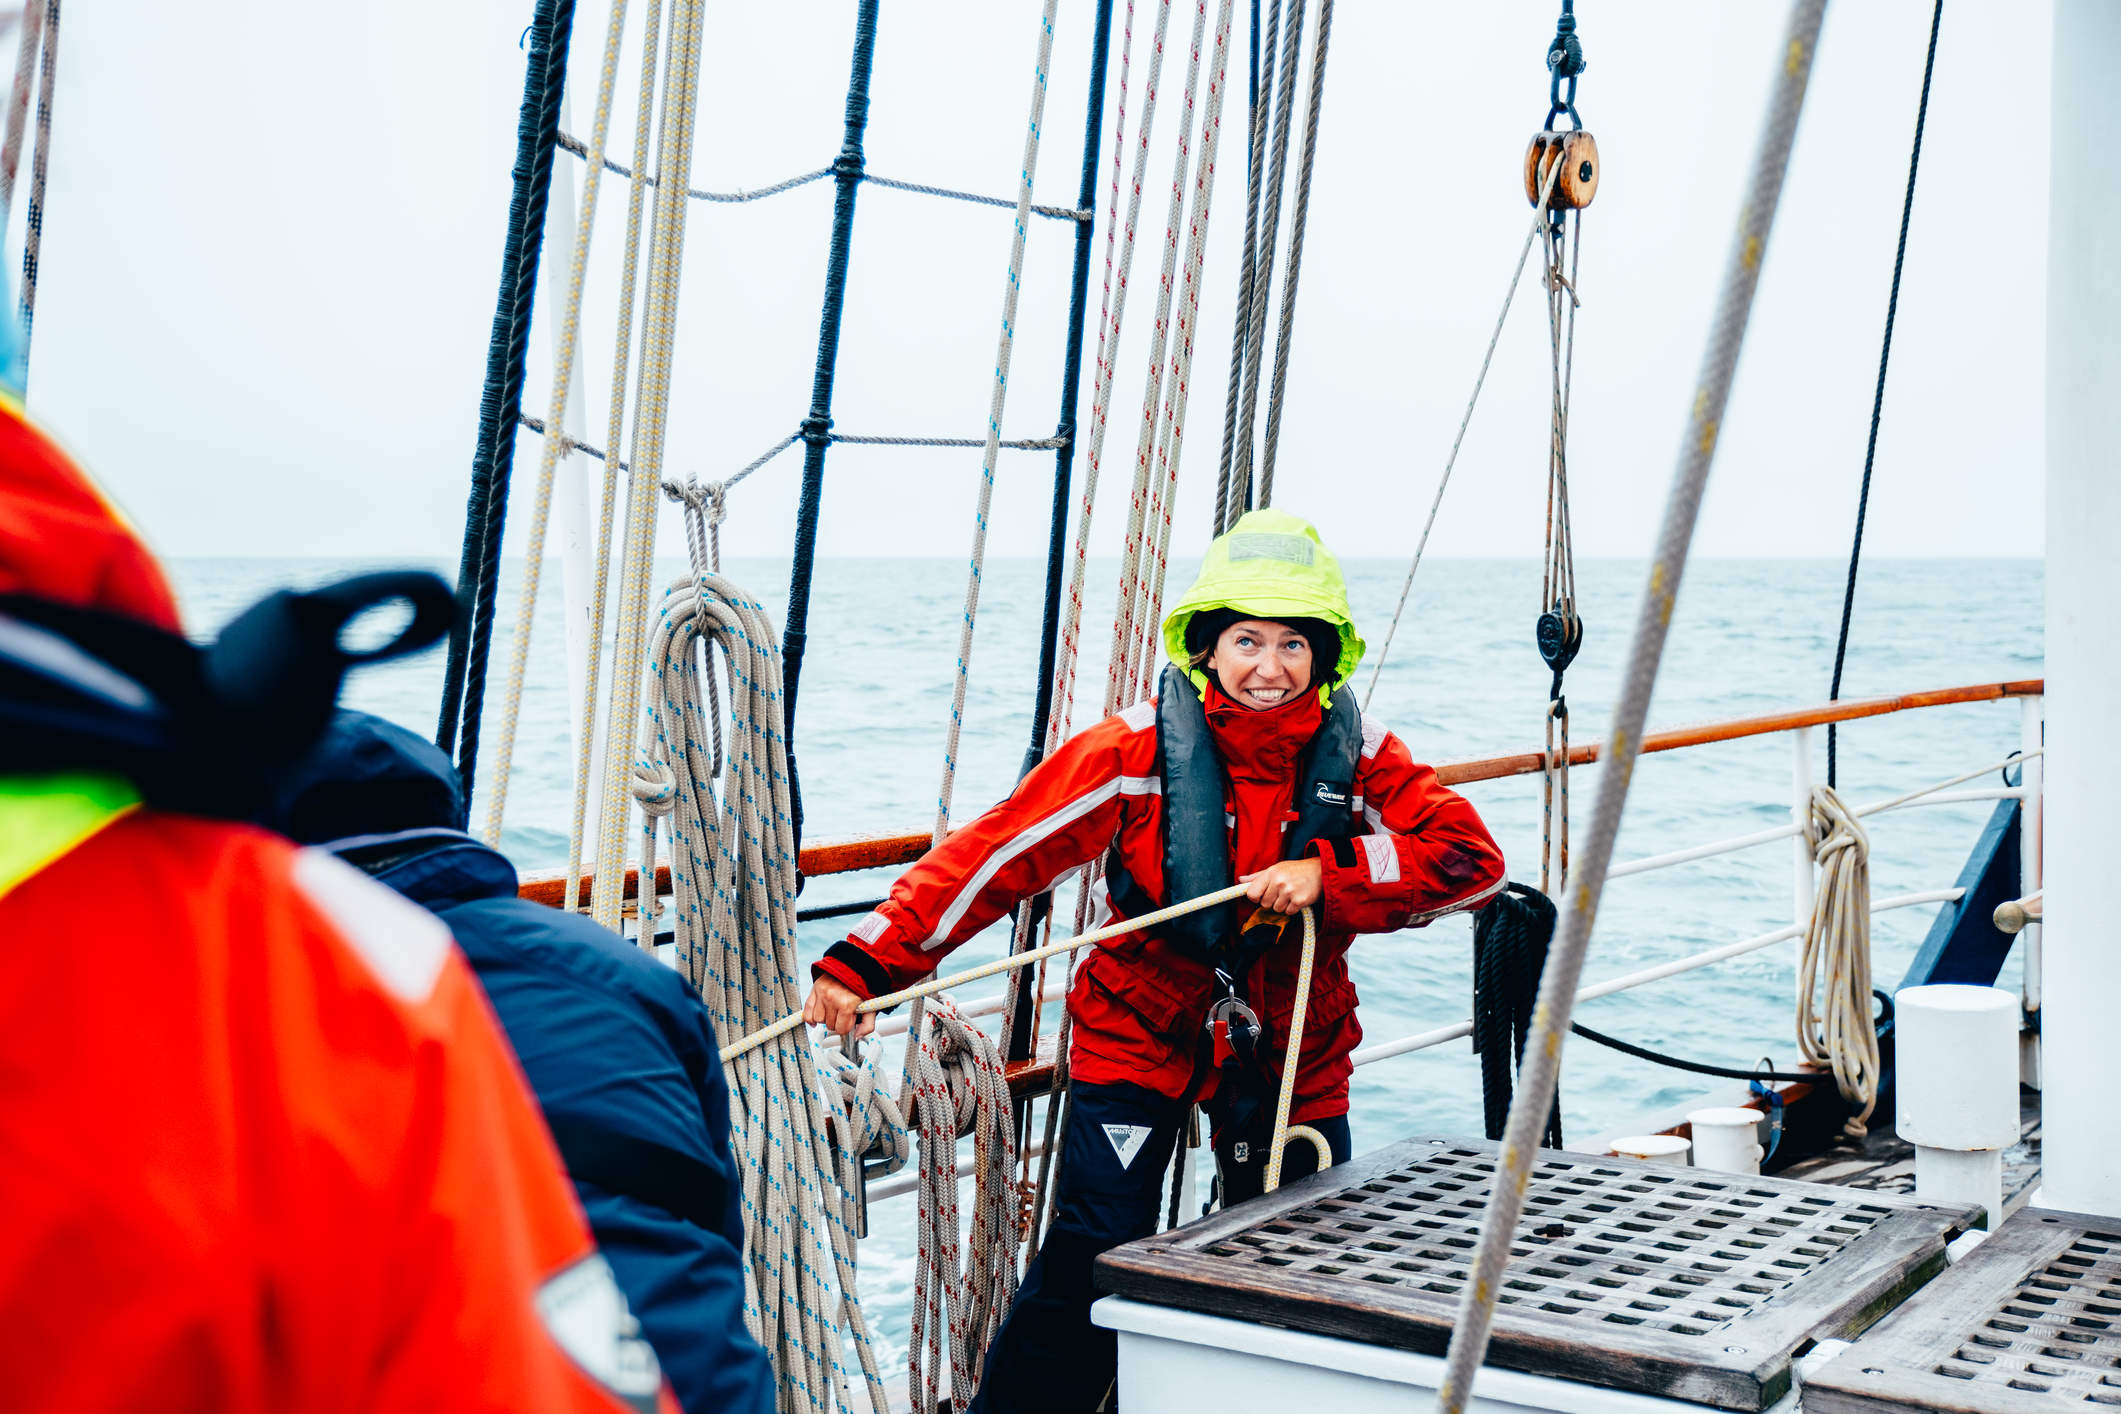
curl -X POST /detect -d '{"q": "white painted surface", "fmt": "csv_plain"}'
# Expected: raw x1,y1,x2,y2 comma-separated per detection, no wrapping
1610,1134,1691,1165
1895,985,2019,1151
1915,1146,2004,1231
2019,694,2044,1088
2044,0,2121,1219
1095,1298,1798,1413
1688,1107,1765,1176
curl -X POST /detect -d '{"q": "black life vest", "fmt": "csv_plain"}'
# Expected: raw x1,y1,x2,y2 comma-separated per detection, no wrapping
1106,662,1361,965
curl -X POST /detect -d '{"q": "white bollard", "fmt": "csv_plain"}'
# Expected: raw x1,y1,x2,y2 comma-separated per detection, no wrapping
1896,984,2019,1226
1687,1108,1766,1176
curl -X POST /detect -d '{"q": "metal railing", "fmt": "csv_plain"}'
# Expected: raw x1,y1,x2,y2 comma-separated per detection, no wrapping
855,680,2045,1200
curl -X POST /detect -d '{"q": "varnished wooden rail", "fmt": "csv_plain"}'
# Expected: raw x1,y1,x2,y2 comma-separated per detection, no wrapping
518,678,2041,907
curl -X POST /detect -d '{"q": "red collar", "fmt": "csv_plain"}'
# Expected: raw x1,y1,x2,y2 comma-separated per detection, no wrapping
1201,677,1323,782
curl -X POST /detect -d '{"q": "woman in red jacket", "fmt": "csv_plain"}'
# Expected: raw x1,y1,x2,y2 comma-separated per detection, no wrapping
804,508,1505,1413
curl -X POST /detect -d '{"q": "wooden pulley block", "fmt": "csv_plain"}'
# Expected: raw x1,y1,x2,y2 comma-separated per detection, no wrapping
1524,129,1599,210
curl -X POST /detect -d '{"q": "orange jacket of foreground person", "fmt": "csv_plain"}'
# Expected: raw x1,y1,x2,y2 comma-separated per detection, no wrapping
0,401,674,1414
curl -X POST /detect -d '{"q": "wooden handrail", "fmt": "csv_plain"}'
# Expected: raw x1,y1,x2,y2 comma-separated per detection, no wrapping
1434,678,2043,786
517,678,2041,906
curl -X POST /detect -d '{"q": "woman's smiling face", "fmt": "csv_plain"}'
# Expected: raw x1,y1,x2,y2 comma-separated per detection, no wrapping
1206,618,1314,709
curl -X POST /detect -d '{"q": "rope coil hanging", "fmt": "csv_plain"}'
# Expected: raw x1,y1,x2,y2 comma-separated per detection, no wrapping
1796,785,1880,1136
631,571,890,1413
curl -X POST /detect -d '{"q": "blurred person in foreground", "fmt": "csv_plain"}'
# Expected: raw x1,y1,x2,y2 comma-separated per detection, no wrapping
0,399,673,1413
260,709,775,1414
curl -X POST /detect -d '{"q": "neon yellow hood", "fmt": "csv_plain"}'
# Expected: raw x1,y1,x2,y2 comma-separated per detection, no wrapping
1162,508,1365,696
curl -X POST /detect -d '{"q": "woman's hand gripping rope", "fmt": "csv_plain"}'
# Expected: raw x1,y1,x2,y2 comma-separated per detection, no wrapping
753,881,1257,1059
767,880,1328,1207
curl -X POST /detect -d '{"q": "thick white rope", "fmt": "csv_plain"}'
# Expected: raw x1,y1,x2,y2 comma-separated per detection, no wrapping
933,0,1062,844
1260,906,1316,1195
483,0,637,845
563,0,668,913
1363,147,1567,711
1433,7,1827,1408
593,0,708,931
1796,784,1879,1135
634,573,889,1414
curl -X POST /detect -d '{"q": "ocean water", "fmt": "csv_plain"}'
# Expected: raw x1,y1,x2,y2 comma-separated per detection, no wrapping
166,553,2042,1378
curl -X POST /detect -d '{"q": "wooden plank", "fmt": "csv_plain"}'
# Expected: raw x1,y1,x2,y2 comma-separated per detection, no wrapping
1095,1136,1978,1411
1804,1205,2121,1413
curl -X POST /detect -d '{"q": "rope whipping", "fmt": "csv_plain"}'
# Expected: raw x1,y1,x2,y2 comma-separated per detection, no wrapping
482,0,637,846
1254,0,1334,508
16,0,56,384
1362,145,1570,710
630,572,891,1414
1796,784,1879,1136
564,0,667,913
780,0,881,858
1433,7,1827,1409
436,0,577,803
590,0,709,931
1827,0,1943,789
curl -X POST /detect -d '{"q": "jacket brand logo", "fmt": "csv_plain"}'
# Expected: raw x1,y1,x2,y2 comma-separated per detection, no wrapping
1103,1124,1153,1169
1314,783,1348,807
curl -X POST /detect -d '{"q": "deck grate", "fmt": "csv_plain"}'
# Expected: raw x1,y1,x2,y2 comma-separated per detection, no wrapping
1808,1207,2121,1412
1097,1136,1976,1411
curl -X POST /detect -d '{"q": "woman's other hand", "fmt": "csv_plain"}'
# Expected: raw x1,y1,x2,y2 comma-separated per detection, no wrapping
1239,857,1323,914
802,976,875,1039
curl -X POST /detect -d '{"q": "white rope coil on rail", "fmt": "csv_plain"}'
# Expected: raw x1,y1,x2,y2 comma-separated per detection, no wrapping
633,572,890,1414
1433,5,1828,1409
1796,784,1878,1136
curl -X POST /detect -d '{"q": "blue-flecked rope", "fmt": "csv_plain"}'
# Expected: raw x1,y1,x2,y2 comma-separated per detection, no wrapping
635,573,892,1414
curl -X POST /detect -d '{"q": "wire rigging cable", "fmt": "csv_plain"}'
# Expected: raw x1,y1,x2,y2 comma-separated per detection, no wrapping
1827,0,1944,789
1434,4,1828,1407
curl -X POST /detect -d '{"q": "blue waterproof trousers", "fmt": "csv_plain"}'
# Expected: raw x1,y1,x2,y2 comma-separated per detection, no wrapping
966,1081,1350,1414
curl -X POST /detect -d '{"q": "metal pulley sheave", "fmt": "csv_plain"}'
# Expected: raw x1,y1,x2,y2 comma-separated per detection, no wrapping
1523,1,1598,215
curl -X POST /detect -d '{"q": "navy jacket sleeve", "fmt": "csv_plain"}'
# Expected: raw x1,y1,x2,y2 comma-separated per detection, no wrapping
439,895,773,1414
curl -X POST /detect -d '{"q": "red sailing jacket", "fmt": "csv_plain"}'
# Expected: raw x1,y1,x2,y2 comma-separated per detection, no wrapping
816,682,1507,1123
0,404,674,1413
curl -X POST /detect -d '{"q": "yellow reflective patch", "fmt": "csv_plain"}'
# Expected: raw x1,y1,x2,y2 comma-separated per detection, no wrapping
0,774,140,901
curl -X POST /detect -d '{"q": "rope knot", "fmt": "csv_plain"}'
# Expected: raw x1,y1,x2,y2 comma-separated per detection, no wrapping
630,757,679,817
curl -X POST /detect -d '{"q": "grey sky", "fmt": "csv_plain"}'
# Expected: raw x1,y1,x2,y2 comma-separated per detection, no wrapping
32,1,2047,565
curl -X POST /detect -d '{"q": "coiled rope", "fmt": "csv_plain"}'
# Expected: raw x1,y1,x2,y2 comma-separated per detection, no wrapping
1796,785,1879,1136
1433,5,1827,1407
632,572,891,1414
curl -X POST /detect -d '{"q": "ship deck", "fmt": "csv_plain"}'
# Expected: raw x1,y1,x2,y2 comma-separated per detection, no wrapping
1775,1084,2043,1219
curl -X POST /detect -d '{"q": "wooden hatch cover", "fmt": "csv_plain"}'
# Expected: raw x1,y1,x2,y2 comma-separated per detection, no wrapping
1804,1205,2121,1412
1094,1137,1978,1411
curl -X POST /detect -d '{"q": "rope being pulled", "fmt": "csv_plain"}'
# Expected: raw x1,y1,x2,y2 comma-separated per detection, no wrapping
1796,785,1879,1135
632,573,891,1413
